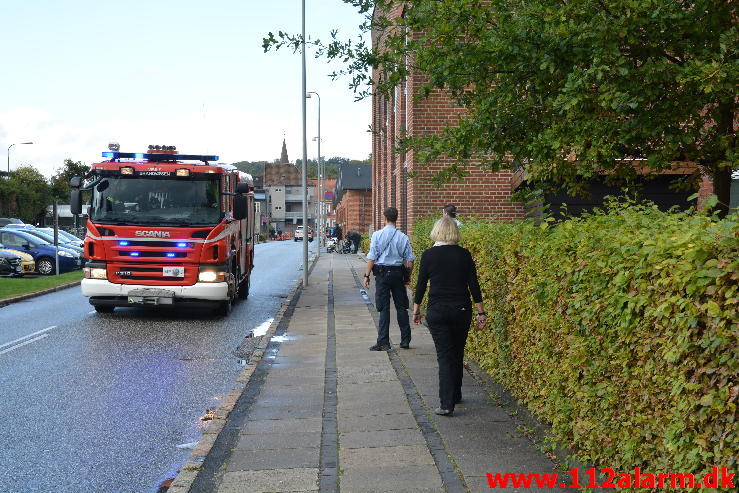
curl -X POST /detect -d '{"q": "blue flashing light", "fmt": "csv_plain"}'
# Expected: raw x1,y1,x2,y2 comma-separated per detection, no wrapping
102,152,114,158
130,252,140,257
134,153,145,159
176,242,187,248
119,241,129,246
166,253,176,258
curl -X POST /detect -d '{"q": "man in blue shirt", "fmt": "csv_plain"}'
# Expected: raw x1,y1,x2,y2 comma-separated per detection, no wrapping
363,207,416,350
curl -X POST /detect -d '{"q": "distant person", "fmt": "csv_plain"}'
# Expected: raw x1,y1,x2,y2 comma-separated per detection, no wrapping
334,224,343,242
413,216,485,416
442,204,462,227
347,231,361,253
363,207,415,351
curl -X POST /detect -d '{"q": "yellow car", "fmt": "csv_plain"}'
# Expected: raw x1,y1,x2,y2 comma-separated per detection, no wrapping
0,244,35,275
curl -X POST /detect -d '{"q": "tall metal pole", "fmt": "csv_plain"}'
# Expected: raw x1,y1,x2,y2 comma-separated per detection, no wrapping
301,0,309,286
7,142,33,173
307,91,321,251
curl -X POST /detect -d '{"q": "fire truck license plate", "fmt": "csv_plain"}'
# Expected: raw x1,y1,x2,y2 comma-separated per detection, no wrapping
163,267,184,277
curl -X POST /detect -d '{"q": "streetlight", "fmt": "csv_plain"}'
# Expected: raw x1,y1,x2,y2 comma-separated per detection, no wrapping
306,91,321,252
300,0,308,287
7,142,33,173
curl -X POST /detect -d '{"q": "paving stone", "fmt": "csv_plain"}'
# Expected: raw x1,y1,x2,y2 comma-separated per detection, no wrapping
242,417,322,434
235,431,322,450
218,467,319,492
339,465,442,492
340,429,426,448
337,399,411,417
339,445,435,468
251,394,325,409
248,405,323,420
226,449,320,471
338,413,418,433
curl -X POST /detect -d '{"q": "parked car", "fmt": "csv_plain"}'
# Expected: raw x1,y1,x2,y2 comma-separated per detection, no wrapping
0,229,82,275
18,228,84,255
294,226,314,242
0,218,24,227
3,223,36,230
39,228,84,248
0,249,24,277
0,243,35,275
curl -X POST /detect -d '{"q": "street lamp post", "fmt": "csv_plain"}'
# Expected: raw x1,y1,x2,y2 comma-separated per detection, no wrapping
301,0,309,287
307,91,321,252
7,142,33,173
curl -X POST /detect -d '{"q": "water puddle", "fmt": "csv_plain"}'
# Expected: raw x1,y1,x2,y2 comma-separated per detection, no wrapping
250,317,274,337
271,334,296,343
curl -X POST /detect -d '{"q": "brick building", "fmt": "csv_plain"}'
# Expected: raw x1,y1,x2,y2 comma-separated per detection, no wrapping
334,163,372,234
371,6,722,233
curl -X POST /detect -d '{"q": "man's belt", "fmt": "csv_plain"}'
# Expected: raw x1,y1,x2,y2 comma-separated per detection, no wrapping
375,264,403,273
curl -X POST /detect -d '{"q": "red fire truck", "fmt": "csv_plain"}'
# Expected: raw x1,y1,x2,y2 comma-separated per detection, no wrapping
70,145,255,315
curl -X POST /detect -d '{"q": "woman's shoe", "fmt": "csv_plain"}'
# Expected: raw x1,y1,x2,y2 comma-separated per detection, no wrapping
434,407,453,416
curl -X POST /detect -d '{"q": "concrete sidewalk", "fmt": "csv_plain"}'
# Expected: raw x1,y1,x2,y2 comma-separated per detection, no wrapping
181,253,561,492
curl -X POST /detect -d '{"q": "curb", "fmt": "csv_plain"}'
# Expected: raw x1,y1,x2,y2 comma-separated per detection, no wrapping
167,255,318,492
0,280,82,307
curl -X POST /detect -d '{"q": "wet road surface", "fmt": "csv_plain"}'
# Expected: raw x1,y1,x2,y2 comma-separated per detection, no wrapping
0,241,315,493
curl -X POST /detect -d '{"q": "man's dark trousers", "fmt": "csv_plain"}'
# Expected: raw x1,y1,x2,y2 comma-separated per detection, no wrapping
426,303,472,411
374,269,411,347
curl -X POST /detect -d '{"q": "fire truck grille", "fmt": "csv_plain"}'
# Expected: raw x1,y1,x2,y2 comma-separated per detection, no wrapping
107,264,196,285
118,251,188,258
114,240,191,248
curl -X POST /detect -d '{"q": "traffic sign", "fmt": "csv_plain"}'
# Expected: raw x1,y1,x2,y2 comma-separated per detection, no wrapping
324,191,334,201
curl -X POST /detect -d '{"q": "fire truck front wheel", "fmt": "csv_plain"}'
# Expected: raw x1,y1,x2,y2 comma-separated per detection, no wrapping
238,273,250,299
217,298,232,316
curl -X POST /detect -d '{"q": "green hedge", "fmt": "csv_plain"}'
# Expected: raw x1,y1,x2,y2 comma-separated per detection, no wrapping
411,204,737,478
360,233,370,254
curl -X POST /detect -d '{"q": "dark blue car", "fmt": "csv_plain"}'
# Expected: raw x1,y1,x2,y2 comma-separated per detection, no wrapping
0,229,82,275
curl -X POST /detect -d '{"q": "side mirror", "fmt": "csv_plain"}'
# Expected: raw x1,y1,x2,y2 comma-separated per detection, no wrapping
233,195,247,220
70,176,82,188
236,182,250,194
71,189,82,215
22,244,31,250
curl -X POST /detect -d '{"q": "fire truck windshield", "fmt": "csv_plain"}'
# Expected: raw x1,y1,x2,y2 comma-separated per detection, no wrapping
90,176,221,226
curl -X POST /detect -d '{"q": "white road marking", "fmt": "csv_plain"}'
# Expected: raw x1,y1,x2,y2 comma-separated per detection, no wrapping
0,334,50,355
0,325,58,352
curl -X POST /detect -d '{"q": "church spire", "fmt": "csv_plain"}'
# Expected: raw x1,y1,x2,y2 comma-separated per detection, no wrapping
280,138,289,164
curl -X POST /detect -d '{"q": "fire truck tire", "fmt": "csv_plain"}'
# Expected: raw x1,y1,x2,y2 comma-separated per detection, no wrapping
217,298,232,316
94,305,115,313
238,274,250,299
37,257,55,275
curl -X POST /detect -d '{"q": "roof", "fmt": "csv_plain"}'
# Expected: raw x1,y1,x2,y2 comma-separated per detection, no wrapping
334,164,372,204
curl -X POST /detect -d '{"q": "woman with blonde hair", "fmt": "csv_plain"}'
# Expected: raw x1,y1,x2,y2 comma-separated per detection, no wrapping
413,216,485,416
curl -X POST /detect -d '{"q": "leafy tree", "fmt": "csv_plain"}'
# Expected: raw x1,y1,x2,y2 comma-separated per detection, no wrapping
0,165,53,223
264,0,737,216
50,159,90,201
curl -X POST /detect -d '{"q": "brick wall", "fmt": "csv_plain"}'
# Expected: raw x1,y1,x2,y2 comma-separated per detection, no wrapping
371,8,524,234
335,189,373,234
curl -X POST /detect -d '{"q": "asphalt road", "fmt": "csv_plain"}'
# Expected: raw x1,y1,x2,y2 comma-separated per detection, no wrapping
0,240,316,493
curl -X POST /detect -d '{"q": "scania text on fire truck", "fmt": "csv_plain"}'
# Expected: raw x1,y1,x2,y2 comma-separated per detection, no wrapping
70,145,255,315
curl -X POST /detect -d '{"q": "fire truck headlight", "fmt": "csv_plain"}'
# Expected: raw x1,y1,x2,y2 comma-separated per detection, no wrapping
84,267,107,279
120,166,134,175
198,267,226,283
176,168,190,177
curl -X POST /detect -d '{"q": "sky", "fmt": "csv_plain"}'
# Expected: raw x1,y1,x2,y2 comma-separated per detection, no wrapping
0,0,372,177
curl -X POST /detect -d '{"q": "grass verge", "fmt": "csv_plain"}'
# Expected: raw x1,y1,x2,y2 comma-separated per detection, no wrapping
0,271,84,301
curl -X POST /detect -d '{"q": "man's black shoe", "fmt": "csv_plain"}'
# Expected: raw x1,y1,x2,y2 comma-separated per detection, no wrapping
369,344,391,351
399,343,410,349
